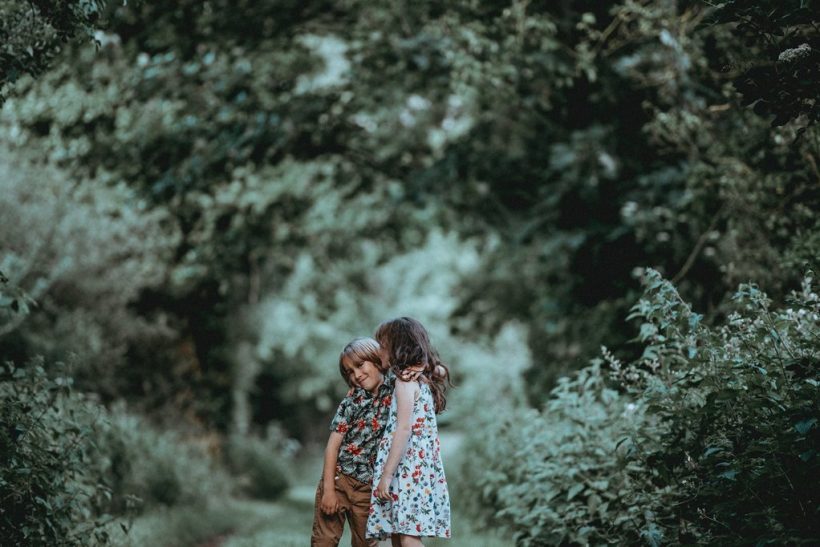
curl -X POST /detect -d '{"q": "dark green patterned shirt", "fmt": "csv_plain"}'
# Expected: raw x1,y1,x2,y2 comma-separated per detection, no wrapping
328,371,395,484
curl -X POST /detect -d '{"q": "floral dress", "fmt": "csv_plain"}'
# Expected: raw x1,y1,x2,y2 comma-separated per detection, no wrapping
366,382,451,539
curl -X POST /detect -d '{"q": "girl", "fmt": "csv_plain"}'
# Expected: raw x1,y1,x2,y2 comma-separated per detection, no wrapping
367,317,452,546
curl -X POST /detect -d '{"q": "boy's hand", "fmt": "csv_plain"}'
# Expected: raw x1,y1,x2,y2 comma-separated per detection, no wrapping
320,490,341,515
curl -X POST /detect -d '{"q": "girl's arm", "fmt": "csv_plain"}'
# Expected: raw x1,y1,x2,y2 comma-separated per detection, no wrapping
374,380,417,500
320,431,344,514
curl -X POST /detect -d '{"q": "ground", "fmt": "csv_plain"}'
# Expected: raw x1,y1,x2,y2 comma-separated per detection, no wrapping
103,431,509,546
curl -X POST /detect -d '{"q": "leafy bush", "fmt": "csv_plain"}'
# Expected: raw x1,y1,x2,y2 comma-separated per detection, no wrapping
0,359,114,545
225,425,297,500
456,366,665,546
0,0,103,102
90,405,232,513
0,354,234,545
462,270,819,545
621,270,820,543
0,149,182,404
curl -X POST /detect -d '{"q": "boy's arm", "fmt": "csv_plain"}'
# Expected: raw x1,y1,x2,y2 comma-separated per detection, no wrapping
320,431,345,515
374,380,416,500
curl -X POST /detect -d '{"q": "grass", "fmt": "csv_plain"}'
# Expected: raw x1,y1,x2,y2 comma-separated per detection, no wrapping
102,432,507,546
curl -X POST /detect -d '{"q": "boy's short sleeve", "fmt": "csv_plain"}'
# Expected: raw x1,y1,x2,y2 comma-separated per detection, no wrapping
329,393,355,433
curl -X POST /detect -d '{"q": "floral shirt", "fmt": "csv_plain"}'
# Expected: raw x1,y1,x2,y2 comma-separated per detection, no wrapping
328,371,395,484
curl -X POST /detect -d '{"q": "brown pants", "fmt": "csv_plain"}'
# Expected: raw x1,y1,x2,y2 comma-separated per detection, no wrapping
311,474,378,547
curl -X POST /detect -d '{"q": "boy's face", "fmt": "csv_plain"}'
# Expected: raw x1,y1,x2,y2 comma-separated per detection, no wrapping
342,358,384,394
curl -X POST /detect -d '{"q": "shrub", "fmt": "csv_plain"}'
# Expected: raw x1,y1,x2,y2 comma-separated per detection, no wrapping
90,405,232,513
621,270,820,544
456,367,666,546
0,148,179,399
225,425,297,500
462,270,820,545
0,358,114,545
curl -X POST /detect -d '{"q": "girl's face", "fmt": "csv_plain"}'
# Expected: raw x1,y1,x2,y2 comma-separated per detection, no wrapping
343,358,385,394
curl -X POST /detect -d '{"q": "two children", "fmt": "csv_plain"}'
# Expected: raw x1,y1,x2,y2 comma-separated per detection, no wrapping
310,318,451,547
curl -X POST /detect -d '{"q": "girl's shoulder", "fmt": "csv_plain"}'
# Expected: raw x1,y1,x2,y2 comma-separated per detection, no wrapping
394,378,421,399
394,377,419,388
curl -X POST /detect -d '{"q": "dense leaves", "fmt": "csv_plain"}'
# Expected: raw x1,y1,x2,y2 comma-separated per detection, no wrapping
627,271,820,543
705,0,820,127
0,357,237,545
463,272,820,545
0,0,818,544
0,360,111,545
3,0,818,417
0,0,104,103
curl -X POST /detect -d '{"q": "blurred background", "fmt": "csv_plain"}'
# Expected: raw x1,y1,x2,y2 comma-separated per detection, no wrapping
1,1,818,545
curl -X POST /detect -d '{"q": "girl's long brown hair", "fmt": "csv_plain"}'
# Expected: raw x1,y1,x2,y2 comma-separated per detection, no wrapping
374,317,452,413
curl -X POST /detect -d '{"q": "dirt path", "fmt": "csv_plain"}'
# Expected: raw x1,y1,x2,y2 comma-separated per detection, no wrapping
192,429,505,547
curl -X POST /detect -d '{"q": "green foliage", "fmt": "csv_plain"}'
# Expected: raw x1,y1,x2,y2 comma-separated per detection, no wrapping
225,426,297,500
0,149,182,406
0,359,115,545
89,405,232,512
3,0,818,421
449,0,820,397
705,0,819,127
0,0,104,103
622,270,820,543
457,365,666,546
463,271,820,545
0,355,235,544
0,268,36,332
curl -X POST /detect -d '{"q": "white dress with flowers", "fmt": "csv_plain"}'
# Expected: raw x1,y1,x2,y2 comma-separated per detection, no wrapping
366,382,451,539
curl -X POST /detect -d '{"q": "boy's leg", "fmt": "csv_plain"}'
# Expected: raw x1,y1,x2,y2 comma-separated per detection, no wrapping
337,474,377,547
311,479,345,547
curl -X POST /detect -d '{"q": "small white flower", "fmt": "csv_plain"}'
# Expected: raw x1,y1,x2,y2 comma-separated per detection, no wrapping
778,43,811,63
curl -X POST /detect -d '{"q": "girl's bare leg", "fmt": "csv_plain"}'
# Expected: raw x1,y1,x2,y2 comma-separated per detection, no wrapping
398,535,423,547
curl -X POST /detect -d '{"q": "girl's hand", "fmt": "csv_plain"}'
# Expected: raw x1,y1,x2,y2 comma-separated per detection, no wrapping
320,490,341,515
399,364,425,382
374,478,392,501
